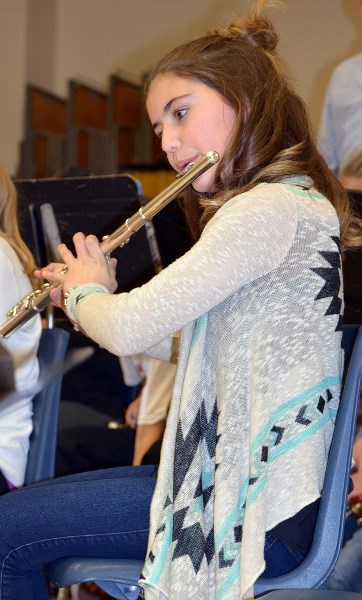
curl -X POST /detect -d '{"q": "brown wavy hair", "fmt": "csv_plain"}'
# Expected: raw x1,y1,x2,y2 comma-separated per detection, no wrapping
144,0,362,252
0,163,38,287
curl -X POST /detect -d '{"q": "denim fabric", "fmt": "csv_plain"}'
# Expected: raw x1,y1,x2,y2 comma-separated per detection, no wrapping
262,530,307,578
0,464,310,599
0,465,156,600
327,516,362,592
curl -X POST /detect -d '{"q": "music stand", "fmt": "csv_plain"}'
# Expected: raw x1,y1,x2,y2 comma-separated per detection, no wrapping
15,173,193,291
16,174,159,292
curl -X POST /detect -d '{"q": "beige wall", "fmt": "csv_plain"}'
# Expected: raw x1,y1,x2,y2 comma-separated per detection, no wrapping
26,0,57,91
274,0,362,134
0,0,27,174
1,0,362,175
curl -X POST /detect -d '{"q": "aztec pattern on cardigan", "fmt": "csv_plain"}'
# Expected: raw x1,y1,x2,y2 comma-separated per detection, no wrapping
140,180,343,600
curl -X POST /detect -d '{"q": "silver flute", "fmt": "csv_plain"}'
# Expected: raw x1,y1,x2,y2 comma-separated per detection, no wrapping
0,150,220,338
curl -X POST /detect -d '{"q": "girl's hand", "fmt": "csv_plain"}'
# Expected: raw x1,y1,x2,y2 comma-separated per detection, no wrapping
37,232,118,297
34,262,68,309
34,262,65,281
124,396,141,429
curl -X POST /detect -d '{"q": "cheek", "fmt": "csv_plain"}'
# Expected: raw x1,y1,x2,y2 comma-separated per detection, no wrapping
191,168,215,193
201,122,232,156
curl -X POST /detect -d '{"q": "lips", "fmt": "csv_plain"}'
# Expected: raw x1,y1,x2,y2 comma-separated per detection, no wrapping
175,156,200,172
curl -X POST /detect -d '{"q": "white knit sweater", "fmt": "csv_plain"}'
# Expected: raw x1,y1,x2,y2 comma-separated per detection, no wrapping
0,237,41,486
68,179,343,599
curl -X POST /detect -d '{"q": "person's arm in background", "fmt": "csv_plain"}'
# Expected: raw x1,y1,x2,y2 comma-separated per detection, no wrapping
318,72,340,175
349,426,362,505
0,240,42,488
123,356,176,465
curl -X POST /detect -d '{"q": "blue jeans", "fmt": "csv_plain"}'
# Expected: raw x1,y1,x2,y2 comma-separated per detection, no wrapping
327,515,362,592
262,530,307,577
0,465,156,600
0,464,306,599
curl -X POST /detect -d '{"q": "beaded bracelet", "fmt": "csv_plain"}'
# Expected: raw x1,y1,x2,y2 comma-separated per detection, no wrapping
64,283,110,330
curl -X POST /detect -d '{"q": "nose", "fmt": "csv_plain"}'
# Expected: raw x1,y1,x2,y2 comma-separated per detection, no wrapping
161,124,180,154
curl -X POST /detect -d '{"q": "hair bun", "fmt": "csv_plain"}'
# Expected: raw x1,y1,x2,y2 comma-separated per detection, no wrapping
210,0,283,53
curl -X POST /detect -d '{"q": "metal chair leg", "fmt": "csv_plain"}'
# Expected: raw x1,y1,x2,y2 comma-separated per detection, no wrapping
56,587,73,600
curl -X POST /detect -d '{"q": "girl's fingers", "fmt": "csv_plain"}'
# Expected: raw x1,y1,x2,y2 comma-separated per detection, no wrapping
49,286,63,308
72,232,91,260
35,262,64,277
40,269,65,284
58,242,77,264
35,234,118,293
109,257,118,271
35,262,67,282
70,232,104,261
84,234,104,259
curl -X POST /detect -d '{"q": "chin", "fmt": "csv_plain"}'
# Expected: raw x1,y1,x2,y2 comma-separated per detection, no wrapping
191,173,214,194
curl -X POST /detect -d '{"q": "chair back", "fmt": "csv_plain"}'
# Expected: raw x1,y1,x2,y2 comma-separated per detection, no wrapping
24,327,69,485
254,325,362,594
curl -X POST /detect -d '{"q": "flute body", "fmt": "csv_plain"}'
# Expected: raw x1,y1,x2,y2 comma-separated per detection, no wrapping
0,151,219,338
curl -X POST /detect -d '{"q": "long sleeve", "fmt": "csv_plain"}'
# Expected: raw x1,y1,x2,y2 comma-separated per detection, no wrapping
0,238,41,486
0,241,41,393
71,183,298,357
319,76,340,174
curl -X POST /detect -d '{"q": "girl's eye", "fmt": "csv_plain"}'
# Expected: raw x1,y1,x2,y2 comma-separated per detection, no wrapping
174,107,187,120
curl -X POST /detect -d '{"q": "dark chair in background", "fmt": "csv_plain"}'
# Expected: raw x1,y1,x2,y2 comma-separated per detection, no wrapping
0,342,15,399
343,190,362,326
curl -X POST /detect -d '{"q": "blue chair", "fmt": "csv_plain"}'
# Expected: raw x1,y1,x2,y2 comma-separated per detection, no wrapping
46,326,362,600
24,327,70,484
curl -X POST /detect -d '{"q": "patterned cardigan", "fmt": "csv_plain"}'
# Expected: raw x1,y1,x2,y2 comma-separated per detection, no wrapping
67,179,344,600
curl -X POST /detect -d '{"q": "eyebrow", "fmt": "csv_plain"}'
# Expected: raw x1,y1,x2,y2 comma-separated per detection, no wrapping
151,94,190,132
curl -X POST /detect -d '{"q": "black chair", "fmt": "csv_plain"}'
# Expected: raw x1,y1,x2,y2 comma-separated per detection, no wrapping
343,190,362,326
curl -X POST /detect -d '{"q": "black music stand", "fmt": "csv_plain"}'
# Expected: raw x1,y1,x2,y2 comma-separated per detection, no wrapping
15,173,193,290
14,173,193,418
16,174,158,291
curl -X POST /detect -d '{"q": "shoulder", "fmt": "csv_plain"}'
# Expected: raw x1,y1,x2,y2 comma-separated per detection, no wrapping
0,237,32,298
0,237,24,278
0,237,18,272
329,53,362,85
202,182,299,255
206,181,337,237
211,182,298,223
0,235,12,253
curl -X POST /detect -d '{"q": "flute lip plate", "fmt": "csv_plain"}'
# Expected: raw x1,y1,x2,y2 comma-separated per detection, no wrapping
176,150,219,178
176,163,194,178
